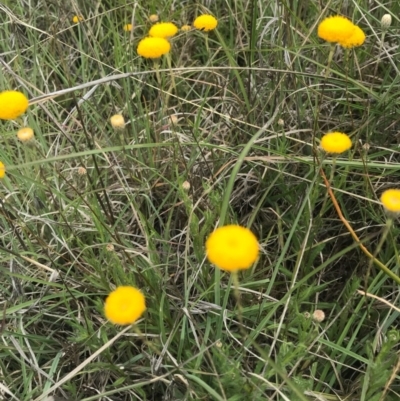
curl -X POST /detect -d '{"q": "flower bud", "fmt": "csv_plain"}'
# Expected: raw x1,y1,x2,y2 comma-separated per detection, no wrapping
182,181,190,192
149,14,159,23
381,14,392,30
110,114,125,130
17,127,34,142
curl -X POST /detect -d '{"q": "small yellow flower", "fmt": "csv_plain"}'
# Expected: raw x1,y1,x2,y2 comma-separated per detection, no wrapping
110,114,125,129
17,127,34,142
72,15,84,24
181,25,192,32
339,25,365,48
0,161,5,179
206,225,259,272
149,14,159,23
193,15,218,32
381,189,400,213
104,286,146,325
317,15,355,43
0,91,29,120
320,132,352,154
123,24,133,32
149,22,178,38
137,37,171,58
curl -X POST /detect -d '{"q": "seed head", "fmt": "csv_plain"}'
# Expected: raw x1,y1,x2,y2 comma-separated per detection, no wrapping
182,181,191,192
149,14,159,23
312,310,325,323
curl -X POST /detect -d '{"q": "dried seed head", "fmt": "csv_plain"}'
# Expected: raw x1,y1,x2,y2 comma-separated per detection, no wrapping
149,14,159,23
106,243,115,252
182,181,191,192
277,118,284,126
77,166,87,176
110,114,125,130
381,14,392,30
312,309,325,323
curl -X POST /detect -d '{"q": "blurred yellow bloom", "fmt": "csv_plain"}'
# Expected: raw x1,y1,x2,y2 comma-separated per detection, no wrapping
0,91,29,120
123,24,133,32
110,114,125,129
206,225,259,272
181,25,192,32
339,25,365,48
17,127,34,142
104,286,146,325
193,15,218,32
318,16,355,43
149,22,178,38
0,161,5,179
381,189,400,213
72,15,84,24
320,132,352,153
137,37,171,58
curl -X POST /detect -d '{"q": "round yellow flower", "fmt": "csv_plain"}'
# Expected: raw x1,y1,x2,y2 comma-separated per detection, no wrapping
181,25,192,32
193,15,218,32
0,161,5,179
317,15,355,43
149,22,178,38
320,132,352,154
72,15,84,24
137,37,171,58
104,286,146,325
123,24,133,32
381,189,400,213
206,225,259,272
110,114,125,129
339,25,365,48
17,127,34,142
0,91,29,120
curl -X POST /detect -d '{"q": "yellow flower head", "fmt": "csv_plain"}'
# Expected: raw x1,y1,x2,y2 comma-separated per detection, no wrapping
317,15,355,43
381,189,400,213
339,25,366,48
110,114,125,129
0,161,5,179
137,37,171,58
206,225,259,272
123,24,133,32
320,132,352,154
149,22,178,38
181,25,192,32
72,15,84,24
104,286,146,325
0,91,29,120
193,15,218,32
17,127,34,142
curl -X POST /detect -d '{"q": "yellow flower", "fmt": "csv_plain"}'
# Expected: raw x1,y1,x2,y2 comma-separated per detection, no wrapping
123,24,133,32
320,132,352,153
17,127,34,142
193,15,218,32
181,25,192,32
149,22,178,38
137,37,171,58
72,15,84,24
104,286,146,325
0,161,5,179
339,25,366,48
0,91,29,120
110,114,125,129
206,225,259,272
317,15,355,43
149,14,159,23
381,189,400,213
